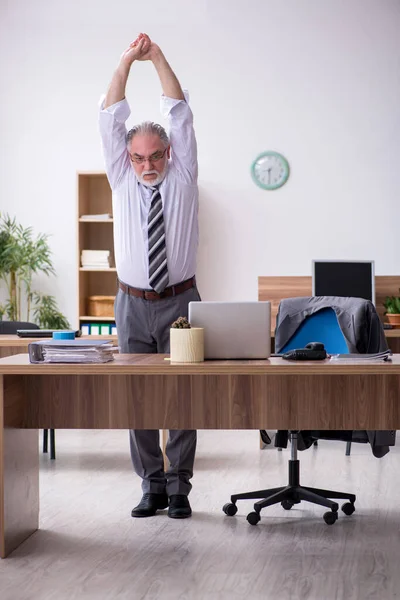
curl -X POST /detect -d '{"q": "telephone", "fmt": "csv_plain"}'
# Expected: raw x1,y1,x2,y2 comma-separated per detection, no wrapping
282,342,327,361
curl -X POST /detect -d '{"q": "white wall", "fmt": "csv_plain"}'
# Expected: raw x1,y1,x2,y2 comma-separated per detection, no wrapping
1,0,399,326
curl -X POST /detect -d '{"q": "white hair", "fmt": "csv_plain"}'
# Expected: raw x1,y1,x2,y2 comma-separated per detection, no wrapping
126,121,169,149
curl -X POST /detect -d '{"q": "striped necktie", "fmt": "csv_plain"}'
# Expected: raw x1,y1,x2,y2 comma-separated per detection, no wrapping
148,186,169,293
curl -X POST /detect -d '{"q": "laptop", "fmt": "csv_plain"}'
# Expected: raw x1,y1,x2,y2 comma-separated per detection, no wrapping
17,329,81,338
188,301,271,359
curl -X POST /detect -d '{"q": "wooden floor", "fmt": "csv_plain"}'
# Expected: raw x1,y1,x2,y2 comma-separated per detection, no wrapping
0,430,399,600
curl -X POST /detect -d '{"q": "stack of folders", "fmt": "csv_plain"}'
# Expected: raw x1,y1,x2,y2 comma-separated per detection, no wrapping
29,340,116,364
330,349,392,363
81,250,111,269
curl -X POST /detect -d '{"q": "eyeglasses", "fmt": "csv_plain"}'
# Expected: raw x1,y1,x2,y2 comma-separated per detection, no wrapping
129,148,167,165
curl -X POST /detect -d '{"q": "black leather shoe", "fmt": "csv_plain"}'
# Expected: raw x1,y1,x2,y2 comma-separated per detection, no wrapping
168,495,192,519
131,493,169,518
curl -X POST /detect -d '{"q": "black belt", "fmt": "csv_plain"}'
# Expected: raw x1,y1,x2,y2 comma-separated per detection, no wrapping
118,276,196,301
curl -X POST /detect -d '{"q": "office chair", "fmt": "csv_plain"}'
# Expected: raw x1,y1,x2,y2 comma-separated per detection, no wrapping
223,307,356,526
277,308,352,455
0,320,40,334
0,320,56,460
260,309,352,454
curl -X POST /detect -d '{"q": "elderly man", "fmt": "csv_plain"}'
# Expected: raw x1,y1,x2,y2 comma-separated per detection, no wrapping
99,33,200,519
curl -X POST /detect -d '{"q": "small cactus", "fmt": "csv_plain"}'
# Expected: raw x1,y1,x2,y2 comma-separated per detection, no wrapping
171,316,191,329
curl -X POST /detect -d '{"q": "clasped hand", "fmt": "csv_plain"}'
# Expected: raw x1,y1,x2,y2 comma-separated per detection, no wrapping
120,33,160,67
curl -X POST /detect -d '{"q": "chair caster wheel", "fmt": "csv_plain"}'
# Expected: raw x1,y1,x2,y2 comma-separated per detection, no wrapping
323,511,338,525
223,502,237,516
247,511,260,526
341,502,355,516
281,500,294,510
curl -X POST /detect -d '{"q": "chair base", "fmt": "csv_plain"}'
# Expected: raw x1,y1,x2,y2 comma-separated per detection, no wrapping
223,432,356,525
230,480,356,509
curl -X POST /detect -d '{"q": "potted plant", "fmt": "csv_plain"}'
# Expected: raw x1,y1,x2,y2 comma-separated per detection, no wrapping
0,213,70,328
170,316,204,363
384,291,400,327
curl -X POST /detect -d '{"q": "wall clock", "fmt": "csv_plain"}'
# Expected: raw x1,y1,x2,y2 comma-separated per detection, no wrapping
251,151,290,190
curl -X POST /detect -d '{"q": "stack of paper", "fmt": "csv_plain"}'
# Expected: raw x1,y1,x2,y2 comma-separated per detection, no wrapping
29,340,116,364
330,350,392,363
80,213,112,220
81,250,111,269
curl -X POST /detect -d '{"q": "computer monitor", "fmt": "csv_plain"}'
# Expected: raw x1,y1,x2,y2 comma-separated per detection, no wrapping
312,260,375,304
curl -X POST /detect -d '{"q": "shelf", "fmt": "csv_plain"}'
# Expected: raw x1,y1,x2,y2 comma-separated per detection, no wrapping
79,268,117,272
80,316,115,322
78,172,115,322
79,218,113,223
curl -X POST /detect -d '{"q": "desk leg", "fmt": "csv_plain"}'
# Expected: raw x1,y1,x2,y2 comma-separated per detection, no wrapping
0,375,39,558
161,429,168,471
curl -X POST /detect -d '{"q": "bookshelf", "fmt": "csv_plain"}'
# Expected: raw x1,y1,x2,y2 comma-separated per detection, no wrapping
77,172,117,335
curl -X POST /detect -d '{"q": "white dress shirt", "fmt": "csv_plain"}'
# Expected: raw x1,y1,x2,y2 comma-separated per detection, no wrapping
98,92,199,289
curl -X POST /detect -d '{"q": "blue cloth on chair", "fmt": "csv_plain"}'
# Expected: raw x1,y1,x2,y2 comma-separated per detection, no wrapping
280,307,348,355
275,296,387,355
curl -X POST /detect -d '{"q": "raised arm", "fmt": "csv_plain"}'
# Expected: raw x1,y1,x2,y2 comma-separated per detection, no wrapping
151,51,185,100
104,36,152,108
133,34,197,184
129,33,185,100
100,34,196,188
100,36,155,189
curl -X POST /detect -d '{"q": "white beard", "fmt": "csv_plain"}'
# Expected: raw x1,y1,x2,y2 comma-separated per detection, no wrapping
136,164,168,187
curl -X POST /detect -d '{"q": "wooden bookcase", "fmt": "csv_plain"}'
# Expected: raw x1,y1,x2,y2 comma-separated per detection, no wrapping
77,172,117,331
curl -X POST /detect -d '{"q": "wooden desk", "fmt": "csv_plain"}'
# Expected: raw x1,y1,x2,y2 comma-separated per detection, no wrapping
1,353,400,557
0,335,170,470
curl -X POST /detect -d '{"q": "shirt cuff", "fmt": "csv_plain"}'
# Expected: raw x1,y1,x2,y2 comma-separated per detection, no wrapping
98,95,131,123
160,89,190,118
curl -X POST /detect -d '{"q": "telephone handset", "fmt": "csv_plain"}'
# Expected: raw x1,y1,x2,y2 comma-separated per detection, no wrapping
282,342,327,361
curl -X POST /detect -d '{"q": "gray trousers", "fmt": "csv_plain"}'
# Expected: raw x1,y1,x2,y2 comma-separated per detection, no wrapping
114,284,200,496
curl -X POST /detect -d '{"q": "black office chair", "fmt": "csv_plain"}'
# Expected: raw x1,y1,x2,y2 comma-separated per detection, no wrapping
261,306,352,455
0,320,40,334
224,305,360,526
0,320,56,459
224,298,391,526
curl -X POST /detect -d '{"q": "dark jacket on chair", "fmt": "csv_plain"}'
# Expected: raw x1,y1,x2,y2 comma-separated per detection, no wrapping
274,296,396,458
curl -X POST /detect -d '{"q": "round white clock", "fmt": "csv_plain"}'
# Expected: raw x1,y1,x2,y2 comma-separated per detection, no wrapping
251,151,290,190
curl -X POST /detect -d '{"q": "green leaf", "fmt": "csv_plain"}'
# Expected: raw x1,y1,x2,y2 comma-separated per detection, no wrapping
384,289,400,314
0,212,68,327
32,293,70,329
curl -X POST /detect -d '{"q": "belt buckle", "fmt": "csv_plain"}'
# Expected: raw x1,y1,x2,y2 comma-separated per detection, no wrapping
144,289,158,301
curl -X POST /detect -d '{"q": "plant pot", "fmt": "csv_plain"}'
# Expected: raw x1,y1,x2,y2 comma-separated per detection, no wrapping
170,328,204,363
386,314,400,327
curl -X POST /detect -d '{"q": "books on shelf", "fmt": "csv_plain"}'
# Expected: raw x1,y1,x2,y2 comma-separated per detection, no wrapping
81,323,117,336
28,340,116,364
81,249,111,269
80,213,112,221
